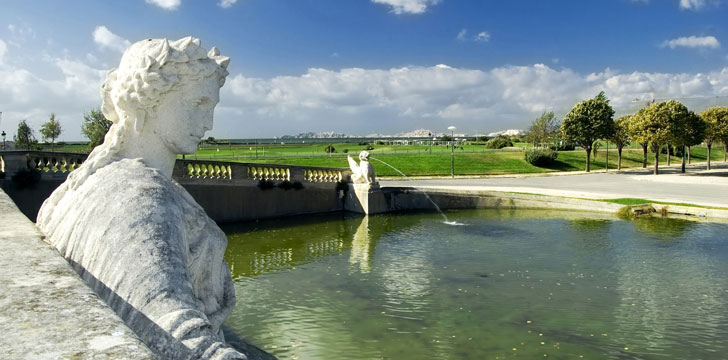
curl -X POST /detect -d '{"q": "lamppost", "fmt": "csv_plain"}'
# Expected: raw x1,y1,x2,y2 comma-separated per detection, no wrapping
1,130,5,151
428,132,432,155
448,126,456,178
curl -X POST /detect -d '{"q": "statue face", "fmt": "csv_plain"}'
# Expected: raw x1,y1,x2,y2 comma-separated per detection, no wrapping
151,76,221,154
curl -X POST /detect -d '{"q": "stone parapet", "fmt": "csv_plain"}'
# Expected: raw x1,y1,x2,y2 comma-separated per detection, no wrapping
0,187,155,359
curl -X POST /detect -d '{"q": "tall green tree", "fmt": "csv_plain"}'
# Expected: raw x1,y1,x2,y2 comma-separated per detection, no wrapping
527,111,558,147
700,106,728,170
628,108,649,168
638,100,689,175
560,92,615,172
671,110,705,173
611,115,632,171
40,113,62,151
81,108,112,150
14,119,37,150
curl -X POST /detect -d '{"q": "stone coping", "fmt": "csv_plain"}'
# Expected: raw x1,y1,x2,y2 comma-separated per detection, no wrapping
0,188,155,359
386,187,728,222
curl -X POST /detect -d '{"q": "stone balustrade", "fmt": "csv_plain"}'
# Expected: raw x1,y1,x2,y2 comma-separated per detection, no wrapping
0,151,89,180
0,151,352,186
173,158,350,186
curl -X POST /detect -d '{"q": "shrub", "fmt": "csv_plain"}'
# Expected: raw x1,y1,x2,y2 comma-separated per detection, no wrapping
257,179,276,190
325,145,335,153
278,180,293,190
524,148,558,166
365,145,374,151
375,140,385,145
358,142,370,146
484,137,513,149
342,149,349,153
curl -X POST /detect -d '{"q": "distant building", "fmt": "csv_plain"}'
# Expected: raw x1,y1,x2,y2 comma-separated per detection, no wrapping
487,129,525,137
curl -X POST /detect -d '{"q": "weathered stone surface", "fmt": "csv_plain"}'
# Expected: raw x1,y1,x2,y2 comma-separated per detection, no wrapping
0,188,155,359
35,37,263,359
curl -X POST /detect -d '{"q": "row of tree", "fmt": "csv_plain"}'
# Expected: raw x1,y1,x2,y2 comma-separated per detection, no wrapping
11,109,111,151
531,91,728,175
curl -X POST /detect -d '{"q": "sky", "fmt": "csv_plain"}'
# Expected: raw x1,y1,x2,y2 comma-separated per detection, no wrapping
1,0,727,140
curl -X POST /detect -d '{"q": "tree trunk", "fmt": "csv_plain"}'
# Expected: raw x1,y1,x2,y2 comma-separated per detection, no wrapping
681,146,686,173
585,146,591,172
654,148,659,175
617,147,623,171
707,143,712,170
666,143,670,166
688,146,691,164
642,143,648,168
724,144,727,162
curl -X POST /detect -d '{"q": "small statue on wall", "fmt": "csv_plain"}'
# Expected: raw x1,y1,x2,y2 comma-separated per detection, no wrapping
348,150,377,187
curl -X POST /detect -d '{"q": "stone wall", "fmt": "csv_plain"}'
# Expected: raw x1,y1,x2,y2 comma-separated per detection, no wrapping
0,187,156,359
0,151,352,222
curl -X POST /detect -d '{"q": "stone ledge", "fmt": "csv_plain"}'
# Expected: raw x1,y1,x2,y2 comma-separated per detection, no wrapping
0,188,155,359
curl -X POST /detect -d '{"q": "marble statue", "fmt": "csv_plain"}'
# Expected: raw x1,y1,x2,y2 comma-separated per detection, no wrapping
347,150,377,187
36,37,249,359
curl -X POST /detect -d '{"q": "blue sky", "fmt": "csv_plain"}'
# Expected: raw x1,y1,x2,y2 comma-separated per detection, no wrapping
1,0,727,140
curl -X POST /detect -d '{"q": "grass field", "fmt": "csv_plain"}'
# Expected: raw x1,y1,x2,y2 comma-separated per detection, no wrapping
41,141,728,177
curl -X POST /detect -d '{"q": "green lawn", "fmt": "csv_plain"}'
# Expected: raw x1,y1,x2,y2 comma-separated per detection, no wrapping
34,141,728,177
185,144,727,177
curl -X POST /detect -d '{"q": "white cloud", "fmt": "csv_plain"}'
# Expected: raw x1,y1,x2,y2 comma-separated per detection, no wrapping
475,32,490,42
145,0,181,10
217,64,728,136
0,48,106,140
457,29,490,42
93,26,131,53
662,35,720,49
680,0,706,9
371,0,441,14
218,0,238,8
0,39,6,64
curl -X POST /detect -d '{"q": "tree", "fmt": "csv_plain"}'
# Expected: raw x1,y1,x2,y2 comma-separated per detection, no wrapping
40,113,62,151
81,108,112,150
14,119,37,150
671,110,705,173
700,107,728,170
637,100,688,175
611,115,632,171
560,92,615,172
628,108,650,168
527,111,558,147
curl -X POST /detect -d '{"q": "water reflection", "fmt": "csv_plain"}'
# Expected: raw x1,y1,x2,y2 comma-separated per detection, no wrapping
612,222,728,358
223,210,728,359
349,215,374,273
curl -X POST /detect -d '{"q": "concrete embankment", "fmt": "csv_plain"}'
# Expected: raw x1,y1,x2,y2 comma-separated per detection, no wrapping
0,188,155,359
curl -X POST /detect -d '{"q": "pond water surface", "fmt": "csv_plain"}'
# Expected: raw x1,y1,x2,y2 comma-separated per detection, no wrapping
222,210,728,359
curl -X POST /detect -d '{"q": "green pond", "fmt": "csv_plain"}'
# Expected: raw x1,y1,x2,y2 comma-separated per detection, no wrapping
222,210,728,359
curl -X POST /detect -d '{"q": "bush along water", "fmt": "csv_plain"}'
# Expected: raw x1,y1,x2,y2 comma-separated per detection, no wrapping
524,148,558,167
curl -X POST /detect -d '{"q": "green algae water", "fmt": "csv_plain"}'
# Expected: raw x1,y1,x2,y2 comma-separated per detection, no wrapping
222,210,728,359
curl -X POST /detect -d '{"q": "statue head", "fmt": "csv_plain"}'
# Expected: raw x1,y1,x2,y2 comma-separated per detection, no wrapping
73,37,228,188
100,37,229,155
359,150,370,162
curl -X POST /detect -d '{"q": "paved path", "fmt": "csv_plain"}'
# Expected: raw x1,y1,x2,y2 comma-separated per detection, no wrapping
381,162,728,208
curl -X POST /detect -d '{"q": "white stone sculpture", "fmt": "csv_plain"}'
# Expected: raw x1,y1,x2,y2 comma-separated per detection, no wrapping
36,38,250,359
348,150,377,187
